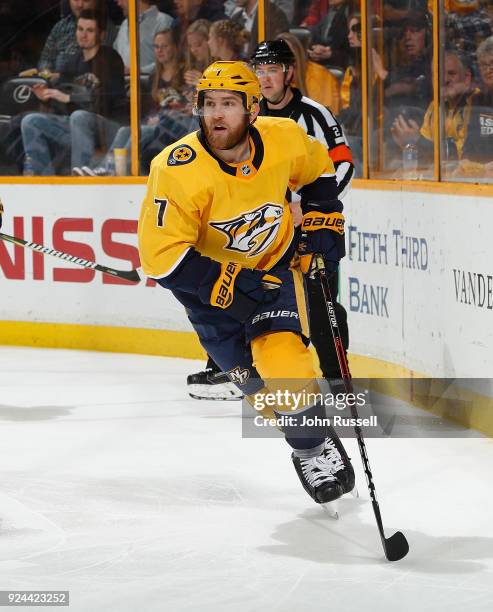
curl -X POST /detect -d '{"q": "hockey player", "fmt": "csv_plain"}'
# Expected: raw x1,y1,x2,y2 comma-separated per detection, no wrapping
138,61,354,504
188,40,353,397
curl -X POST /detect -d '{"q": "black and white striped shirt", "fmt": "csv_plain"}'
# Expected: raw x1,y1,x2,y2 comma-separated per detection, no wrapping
259,87,354,199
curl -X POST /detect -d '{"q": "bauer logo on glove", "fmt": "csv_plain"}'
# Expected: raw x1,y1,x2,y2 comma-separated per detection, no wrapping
299,208,346,277
301,211,345,234
200,261,283,322
211,262,242,308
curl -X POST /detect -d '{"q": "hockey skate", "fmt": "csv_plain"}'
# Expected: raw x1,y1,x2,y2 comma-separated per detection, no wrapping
291,450,344,504
187,358,244,401
323,430,355,495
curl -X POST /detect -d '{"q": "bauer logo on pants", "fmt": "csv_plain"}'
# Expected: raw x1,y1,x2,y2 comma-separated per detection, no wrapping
252,310,299,324
210,203,284,257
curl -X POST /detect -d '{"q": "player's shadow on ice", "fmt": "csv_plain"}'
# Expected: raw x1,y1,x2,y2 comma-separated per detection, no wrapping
259,501,493,572
0,405,72,421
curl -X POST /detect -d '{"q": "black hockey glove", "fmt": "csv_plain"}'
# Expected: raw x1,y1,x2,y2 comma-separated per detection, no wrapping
198,262,282,322
298,200,345,278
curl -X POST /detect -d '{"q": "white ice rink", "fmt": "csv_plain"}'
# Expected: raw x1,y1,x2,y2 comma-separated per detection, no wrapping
0,346,492,612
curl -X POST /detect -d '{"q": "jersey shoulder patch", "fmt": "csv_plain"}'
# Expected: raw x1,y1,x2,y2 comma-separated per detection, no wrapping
167,144,197,166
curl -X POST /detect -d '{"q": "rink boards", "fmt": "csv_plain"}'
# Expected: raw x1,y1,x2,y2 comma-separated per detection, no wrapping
0,182,491,380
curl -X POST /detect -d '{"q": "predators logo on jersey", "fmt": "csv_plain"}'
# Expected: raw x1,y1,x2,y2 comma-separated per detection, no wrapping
210,203,284,257
167,144,196,166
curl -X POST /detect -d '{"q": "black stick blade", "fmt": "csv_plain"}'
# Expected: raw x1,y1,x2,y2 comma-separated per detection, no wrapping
98,266,141,282
115,269,141,282
384,531,409,562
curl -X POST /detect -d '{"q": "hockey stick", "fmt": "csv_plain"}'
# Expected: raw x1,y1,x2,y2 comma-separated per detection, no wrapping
314,254,409,562
0,231,141,282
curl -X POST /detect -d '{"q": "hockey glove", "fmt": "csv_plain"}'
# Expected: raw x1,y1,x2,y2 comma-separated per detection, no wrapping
198,262,282,322
298,200,345,278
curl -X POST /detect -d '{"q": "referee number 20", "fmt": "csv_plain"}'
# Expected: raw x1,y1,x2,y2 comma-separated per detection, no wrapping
154,197,168,227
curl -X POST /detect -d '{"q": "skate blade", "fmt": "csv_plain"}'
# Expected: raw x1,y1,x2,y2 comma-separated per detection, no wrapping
321,501,339,519
188,383,244,401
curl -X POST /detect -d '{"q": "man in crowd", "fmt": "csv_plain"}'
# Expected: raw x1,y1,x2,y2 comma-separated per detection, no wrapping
460,35,493,167
230,0,289,56
446,0,492,58
38,0,116,73
307,0,351,70
21,10,126,175
390,50,476,167
113,0,173,74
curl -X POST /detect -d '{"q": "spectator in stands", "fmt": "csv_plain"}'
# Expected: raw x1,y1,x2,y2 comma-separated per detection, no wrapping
230,0,289,56
274,0,296,25
307,0,351,70
39,0,116,73
208,20,250,60
373,11,432,128
183,19,212,88
338,12,362,173
113,0,173,74
227,0,294,24
138,19,213,166
138,19,212,170
21,10,126,175
459,36,493,171
300,0,329,27
275,31,340,111
172,0,226,40
446,0,492,59
76,23,204,176
390,50,476,170
382,0,429,25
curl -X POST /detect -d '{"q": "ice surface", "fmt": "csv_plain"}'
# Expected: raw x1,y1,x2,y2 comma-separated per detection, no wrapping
0,347,492,612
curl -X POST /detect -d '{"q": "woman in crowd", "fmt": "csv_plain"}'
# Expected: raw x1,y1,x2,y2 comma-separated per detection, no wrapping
208,19,249,61
183,19,212,90
275,31,340,112
337,12,362,172
138,19,213,172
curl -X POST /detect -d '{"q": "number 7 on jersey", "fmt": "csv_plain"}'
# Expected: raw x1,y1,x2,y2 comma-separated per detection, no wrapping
154,197,168,227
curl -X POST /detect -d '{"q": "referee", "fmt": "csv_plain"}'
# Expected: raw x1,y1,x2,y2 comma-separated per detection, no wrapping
251,39,353,382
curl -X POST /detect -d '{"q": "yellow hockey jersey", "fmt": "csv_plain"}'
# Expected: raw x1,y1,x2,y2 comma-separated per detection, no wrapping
138,116,335,278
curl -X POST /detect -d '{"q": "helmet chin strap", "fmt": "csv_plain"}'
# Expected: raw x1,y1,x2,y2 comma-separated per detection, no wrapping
266,68,292,106
267,85,290,105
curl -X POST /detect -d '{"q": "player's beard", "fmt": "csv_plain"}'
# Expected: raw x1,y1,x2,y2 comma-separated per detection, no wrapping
204,115,250,150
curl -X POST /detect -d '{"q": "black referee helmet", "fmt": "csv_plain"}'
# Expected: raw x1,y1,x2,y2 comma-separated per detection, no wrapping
250,40,295,67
